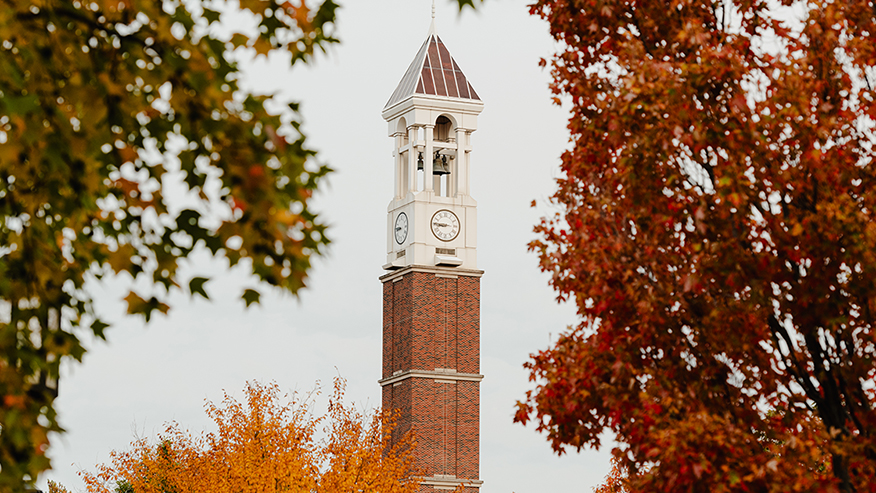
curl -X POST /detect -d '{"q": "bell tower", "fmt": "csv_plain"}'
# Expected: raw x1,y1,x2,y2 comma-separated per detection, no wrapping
379,15,484,493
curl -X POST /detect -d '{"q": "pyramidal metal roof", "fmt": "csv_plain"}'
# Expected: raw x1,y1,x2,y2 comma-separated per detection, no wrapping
384,32,481,109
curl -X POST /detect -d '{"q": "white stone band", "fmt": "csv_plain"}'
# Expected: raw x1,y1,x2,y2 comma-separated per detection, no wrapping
378,369,484,387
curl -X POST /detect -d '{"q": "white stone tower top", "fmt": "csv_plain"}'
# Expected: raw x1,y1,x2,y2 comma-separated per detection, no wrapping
381,22,484,271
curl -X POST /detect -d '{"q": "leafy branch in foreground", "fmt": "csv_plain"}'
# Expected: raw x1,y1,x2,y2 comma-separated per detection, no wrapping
0,0,337,487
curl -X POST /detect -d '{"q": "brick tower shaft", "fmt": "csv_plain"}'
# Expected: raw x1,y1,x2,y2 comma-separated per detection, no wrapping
380,267,483,492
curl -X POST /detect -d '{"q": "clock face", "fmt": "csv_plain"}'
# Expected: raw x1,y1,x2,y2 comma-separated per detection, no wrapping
431,210,460,242
394,212,408,244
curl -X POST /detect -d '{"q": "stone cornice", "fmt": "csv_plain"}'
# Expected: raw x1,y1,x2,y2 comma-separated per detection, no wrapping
379,264,484,283
378,369,484,387
382,94,484,122
417,475,484,490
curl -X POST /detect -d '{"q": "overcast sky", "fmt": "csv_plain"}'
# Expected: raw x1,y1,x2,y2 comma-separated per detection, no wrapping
41,1,614,491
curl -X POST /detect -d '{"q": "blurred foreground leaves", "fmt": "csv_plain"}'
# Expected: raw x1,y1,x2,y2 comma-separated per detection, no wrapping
0,0,337,487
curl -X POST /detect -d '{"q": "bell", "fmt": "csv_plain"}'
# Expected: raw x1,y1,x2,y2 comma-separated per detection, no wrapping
417,152,424,171
433,151,450,175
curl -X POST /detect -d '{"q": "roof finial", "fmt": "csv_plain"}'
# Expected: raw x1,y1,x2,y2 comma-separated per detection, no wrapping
429,0,436,35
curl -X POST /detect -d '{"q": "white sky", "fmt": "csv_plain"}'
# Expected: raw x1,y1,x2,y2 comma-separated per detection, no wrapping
40,1,614,491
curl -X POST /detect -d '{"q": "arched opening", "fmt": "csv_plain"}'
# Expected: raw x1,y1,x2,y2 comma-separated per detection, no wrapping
434,115,453,143
396,118,410,198
397,118,409,146
431,115,456,197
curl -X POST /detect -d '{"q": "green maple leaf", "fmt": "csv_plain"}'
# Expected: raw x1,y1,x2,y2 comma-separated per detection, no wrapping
124,292,170,323
202,8,221,24
90,320,110,340
189,277,210,300
242,289,261,308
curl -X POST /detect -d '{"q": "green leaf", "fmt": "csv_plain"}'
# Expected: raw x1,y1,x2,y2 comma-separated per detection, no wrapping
90,320,110,340
124,292,170,322
229,32,250,49
2,94,39,114
452,0,484,10
0,0,335,483
242,289,261,308
202,8,221,24
189,277,210,300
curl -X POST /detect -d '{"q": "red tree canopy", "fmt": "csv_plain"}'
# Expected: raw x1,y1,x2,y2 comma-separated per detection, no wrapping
517,1,876,492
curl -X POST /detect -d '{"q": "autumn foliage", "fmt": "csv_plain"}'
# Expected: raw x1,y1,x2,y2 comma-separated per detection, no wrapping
79,378,418,493
518,1,876,492
0,0,341,487
594,456,630,493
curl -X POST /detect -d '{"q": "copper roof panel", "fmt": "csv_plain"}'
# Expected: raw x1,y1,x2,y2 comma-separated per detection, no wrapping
467,82,479,100
437,40,454,71
426,41,447,96
421,64,436,95
445,70,459,98
455,68,470,99
427,39,442,69
437,41,458,98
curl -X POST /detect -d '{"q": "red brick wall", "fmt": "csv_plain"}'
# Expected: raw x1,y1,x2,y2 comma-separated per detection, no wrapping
383,272,480,378
382,269,481,491
456,276,480,374
455,380,479,479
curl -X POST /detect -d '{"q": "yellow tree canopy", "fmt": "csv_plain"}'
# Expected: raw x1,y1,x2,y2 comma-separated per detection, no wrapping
80,378,419,493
